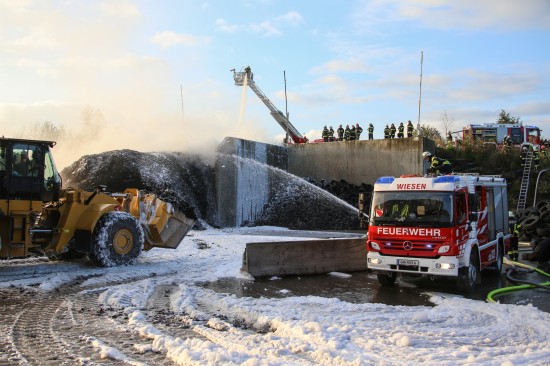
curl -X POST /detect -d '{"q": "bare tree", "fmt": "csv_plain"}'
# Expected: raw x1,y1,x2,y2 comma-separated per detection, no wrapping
80,106,105,138
16,121,67,141
440,110,456,138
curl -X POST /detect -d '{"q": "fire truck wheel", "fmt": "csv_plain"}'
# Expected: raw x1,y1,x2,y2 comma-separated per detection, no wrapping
457,251,479,293
90,211,144,267
376,271,397,286
488,243,504,273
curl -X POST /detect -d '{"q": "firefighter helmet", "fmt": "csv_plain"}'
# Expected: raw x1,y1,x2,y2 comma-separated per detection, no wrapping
422,151,432,159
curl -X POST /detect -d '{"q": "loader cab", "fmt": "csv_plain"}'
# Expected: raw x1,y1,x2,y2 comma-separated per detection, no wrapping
0,138,61,202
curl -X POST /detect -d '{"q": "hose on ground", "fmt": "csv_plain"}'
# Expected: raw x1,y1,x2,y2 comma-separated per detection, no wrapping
486,258,550,304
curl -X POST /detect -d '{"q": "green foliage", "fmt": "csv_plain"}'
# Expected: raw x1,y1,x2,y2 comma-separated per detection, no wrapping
438,143,550,209
419,124,442,142
496,109,521,124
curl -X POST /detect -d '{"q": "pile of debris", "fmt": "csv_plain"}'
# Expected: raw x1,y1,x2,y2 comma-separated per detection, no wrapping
61,150,216,228
305,178,373,208
62,150,368,231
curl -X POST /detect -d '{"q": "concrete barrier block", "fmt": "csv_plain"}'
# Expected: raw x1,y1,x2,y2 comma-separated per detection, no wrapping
242,238,368,277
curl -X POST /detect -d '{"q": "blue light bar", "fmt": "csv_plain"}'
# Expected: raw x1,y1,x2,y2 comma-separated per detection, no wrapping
376,176,395,184
434,176,459,183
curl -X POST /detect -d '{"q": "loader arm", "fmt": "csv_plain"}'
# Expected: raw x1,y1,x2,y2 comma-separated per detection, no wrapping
44,187,195,255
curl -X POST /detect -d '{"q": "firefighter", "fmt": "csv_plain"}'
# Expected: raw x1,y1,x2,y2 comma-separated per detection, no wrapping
508,218,522,261
504,135,513,148
390,123,396,138
368,123,374,140
344,125,351,141
391,201,409,218
407,120,414,137
350,125,357,141
322,125,329,142
447,131,453,143
337,124,344,141
422,151,452,175
520,146,529,168
328,126,335,141
384,125,390,139
397,122,404,138
356,123,363,140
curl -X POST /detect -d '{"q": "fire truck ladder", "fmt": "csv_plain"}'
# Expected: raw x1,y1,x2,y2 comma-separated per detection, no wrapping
232,67,303,143
517,149,534,211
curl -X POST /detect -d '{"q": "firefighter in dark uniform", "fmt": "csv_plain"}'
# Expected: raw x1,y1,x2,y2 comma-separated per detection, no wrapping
344,125,351,141
390,123,396,138
322,125,329,142
447,131,453,143
355,123,363,140
520,146,529,168
508,218,522,261
422,151,452,175
368,123,374,140
407,120,414,137
506,135,513,148
349,125,357,141
337,124,344,141
398,122,405,138
384,125,390,139
328,126,335,141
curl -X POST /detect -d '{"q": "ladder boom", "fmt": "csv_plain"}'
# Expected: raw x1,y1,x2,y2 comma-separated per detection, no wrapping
232,67,304,142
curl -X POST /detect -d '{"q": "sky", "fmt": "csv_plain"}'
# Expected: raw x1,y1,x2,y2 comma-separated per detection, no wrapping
1,226,549,365
1,1,550,168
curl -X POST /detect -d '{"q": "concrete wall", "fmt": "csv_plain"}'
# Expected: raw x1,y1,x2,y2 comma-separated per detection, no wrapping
287,137,435,185
216,137,287,227
215,136,434,227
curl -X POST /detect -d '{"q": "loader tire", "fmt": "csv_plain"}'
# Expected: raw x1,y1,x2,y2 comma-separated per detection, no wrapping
91,211,144,267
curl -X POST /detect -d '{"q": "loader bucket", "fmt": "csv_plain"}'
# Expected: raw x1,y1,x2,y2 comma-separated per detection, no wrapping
133,192,196,250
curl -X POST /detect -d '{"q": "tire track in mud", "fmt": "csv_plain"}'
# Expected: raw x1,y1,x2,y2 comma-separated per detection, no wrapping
0,276,250,365
144,284,209,342
0,280,194,365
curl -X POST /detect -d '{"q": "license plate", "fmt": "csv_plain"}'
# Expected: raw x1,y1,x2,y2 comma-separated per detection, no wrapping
397,259,419,266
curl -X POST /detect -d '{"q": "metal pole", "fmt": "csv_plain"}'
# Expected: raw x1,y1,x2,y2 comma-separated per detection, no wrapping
417,51,423,137
180,84,184,124
533,168,549,207
284,71,289,143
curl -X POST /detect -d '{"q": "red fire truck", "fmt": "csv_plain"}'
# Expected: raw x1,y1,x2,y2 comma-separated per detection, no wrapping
462,123,542,147
366,174,510,292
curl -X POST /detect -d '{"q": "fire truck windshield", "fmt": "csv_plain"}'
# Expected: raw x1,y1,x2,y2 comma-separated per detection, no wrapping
370,191,453,227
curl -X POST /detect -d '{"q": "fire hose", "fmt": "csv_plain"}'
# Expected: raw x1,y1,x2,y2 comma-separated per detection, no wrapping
486,258,550,303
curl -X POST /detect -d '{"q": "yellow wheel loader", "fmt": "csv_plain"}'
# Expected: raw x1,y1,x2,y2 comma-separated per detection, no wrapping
0,137,195,266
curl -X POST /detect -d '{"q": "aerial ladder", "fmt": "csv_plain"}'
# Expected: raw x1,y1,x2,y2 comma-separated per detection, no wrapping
517,147,533,211
232,66,308,144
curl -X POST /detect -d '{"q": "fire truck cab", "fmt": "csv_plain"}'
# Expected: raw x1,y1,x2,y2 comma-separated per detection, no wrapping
366,174,510,292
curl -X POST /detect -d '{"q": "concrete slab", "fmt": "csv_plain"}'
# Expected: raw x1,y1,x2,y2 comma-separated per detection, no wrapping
242,238,368,277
